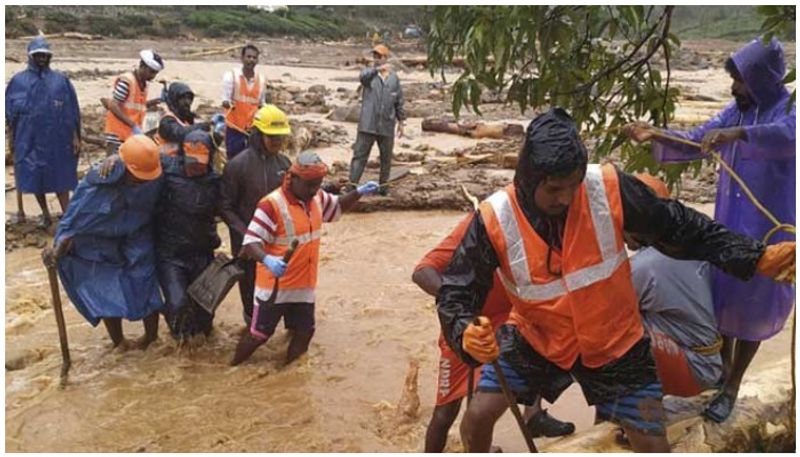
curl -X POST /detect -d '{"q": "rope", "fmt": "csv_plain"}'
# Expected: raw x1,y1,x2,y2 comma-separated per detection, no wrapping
637,127,796,428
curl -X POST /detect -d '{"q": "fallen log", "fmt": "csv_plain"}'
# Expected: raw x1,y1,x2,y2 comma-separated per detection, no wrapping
541,361,793,452
421,117,524,140
19,32,103,41
183,45,240,58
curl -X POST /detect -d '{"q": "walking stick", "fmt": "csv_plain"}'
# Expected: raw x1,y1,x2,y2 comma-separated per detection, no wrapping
42,250,71,388
458,187,537,452
471,318,538,453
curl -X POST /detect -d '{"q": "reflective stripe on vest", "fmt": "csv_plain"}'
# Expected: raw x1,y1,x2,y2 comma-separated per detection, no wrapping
266,189,324,247
489,164,627,302
254,287,316,304
103,72,147,141
226,72,262,132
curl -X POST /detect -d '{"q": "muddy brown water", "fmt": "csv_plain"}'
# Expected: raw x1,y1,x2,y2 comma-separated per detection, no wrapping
5,36,795,452
6,207,793,452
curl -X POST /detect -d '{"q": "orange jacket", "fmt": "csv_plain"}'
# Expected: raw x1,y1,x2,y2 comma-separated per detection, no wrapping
225,72,262,133
104,72,147,141
480,163,643,369
153,108,188,156
253,187,326,304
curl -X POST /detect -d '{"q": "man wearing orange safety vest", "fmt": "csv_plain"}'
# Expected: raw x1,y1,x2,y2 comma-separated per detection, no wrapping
103,49,164,156
438,108,795,452
413,213,574,453
230,151,380,366
221,44,266,159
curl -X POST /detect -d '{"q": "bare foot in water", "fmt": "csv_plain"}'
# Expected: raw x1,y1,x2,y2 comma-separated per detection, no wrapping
131,334,157,350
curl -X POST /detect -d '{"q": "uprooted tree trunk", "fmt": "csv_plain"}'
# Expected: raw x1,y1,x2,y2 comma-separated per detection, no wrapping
421,117,524,140
541,361,794,453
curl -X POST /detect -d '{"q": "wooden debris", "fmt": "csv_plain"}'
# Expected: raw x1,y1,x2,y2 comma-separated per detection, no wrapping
421,117,524,139
19,32,103,41
183,45,240,58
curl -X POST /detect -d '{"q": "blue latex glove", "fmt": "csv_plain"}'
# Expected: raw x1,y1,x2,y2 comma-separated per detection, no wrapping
262,254,287,278
132,126,143,135
210,113,225,124
357,181,380,195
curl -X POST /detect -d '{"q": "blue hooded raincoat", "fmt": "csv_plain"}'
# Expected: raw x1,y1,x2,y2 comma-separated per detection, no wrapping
5,36,81,194
652,37,795,341
55,162,164,326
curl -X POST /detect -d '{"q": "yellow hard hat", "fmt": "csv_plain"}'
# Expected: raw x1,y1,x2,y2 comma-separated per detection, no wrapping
251,104,291,136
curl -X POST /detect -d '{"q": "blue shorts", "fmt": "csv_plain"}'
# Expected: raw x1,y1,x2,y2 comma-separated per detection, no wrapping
477,325,666,436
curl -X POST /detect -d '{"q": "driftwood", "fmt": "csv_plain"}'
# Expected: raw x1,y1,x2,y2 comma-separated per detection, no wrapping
19,32,102,41
352,56,487,70
184,45,240,58
541,361,793,453
421,117,524,140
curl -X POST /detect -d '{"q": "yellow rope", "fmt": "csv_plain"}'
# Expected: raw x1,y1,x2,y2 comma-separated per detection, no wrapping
646,129,796,242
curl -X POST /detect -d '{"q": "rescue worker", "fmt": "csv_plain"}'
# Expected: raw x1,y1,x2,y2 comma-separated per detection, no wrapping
43,135,164,350
629,174,724,397
103,49,164,155
5,36,81,227
624,37,795,423
222,44,266,159
155,130,221,340
413,213,574,453
439,108,795,452
349,44,406,195
221,104,292,326
154,82,211,157
230,151,380,366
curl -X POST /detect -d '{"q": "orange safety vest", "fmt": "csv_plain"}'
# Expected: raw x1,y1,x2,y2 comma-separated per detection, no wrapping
225,72,263,133
254,187,323,304
153,108,189,156
104,72,148,141
480,163,643,370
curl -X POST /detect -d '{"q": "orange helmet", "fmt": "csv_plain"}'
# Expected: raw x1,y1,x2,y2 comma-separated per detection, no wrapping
635,172,669,199
119,135,162,181
372,44,390,57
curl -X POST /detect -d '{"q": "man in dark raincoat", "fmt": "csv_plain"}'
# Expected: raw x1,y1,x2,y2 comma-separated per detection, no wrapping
154,82,212,156
5,36,81,227
155,130,222,340
44,135,164,350
440,108,794,452
624,37,795,423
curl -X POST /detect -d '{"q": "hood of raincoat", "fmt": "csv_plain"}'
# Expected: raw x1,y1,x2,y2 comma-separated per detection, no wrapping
514,107,588,218
165,82,195,121
731,37,788,107
26,36,52,72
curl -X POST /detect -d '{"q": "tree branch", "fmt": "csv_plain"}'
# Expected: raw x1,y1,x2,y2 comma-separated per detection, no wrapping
559,6,669,96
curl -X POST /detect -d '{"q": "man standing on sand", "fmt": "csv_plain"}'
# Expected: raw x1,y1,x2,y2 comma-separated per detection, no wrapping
5,36,81,227
349,44,406,196
103,49,165,156
222,44,267,159
623,37,795,424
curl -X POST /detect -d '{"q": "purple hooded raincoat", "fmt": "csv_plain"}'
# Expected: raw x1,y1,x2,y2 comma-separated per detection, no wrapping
652,38,795,341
